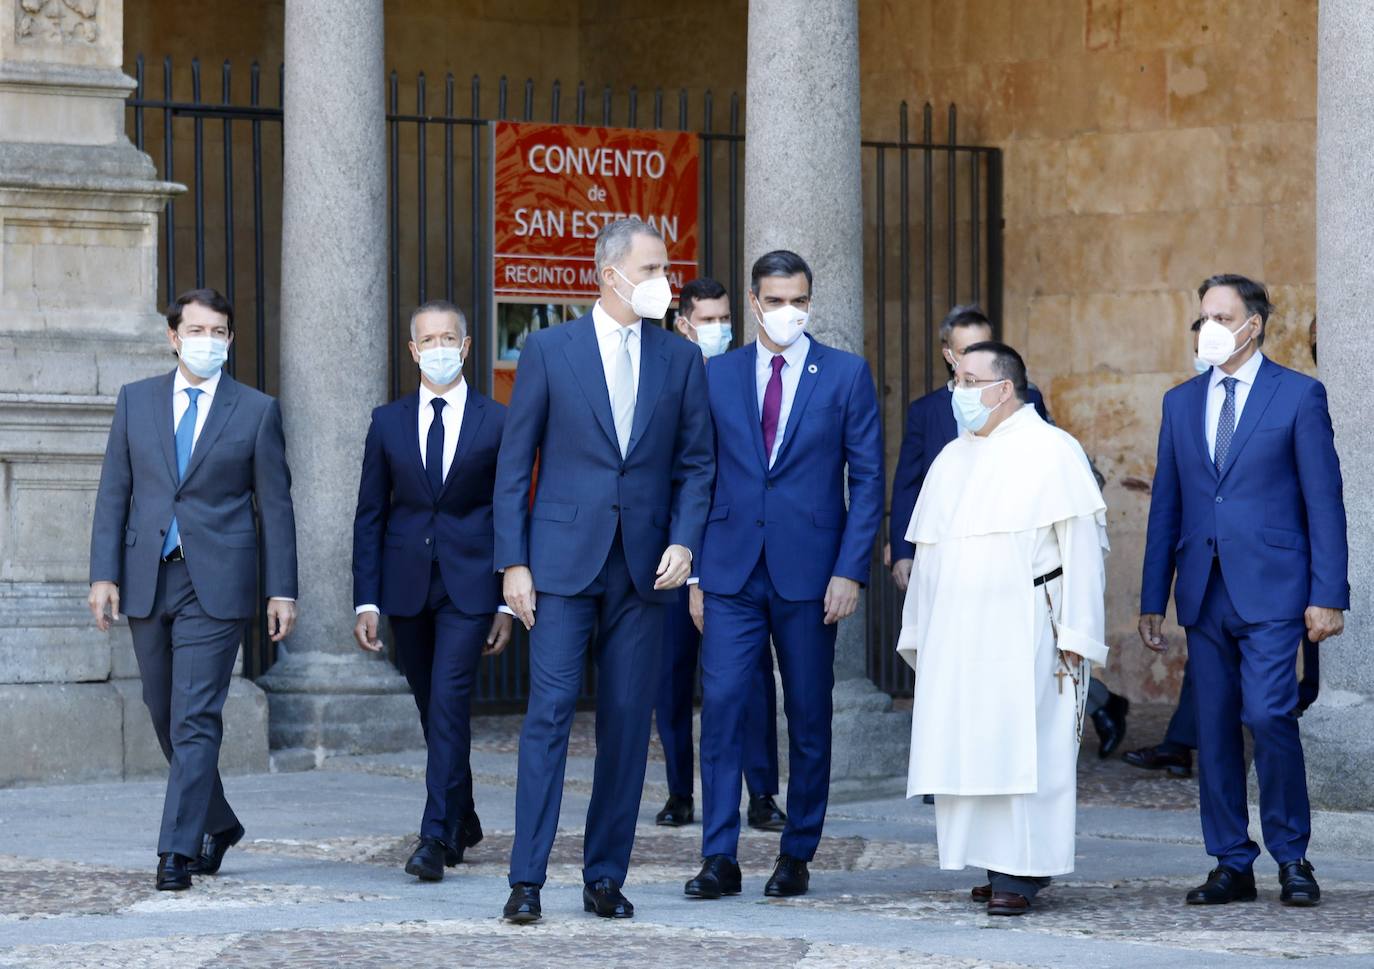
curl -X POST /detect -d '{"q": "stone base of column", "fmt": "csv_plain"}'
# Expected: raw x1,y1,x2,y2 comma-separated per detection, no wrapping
257,647,423,755
826,677,912,799
1288,696,1374,811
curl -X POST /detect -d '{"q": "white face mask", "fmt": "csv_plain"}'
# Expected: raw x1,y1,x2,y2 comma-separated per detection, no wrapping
950,380,1006,434
691,321,732,358
1196,315,1256,367
177,336,228,378
419,345,464,386
754,297,809,348
611,268,673,320
1193,355,1211,374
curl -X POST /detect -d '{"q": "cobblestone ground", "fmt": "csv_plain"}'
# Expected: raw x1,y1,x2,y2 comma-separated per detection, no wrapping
2,706,1370,968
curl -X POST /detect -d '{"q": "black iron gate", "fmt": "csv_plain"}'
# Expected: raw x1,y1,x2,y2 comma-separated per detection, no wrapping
124,56,999,704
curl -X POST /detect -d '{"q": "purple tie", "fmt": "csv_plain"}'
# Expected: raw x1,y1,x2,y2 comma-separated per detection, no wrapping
761,354,786,462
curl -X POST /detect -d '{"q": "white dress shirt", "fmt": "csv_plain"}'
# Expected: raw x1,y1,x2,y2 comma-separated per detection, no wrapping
755,334,811,468
173,367,221,450
175,367,291,603
592,300,642,399
1205,351,1263,460
419,378,467,482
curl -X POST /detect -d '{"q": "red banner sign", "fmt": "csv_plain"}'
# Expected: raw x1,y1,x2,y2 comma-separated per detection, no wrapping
492,121,700,300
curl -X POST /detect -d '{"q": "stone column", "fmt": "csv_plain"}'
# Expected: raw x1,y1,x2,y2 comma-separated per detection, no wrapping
1304,0,1374,811
0,0,273,783
744,0,908,791
257,0,420,759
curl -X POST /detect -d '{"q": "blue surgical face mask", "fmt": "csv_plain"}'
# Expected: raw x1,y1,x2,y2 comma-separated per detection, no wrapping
951,380,1006,434
691,321,732,358
1193,355,1211,374
419,346,464,386
177,335,228,378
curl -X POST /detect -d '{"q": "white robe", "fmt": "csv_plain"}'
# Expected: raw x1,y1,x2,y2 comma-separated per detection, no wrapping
897,404,1108,877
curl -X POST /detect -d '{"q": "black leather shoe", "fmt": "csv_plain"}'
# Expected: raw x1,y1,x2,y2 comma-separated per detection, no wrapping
1279,859,1321,907
747,794,788,832
503,883,542,924
1123,743,1193,777
684,854,742,899
187,822,245,876
1091,692,1129,758
1185,866,1257,905
764,854,809,897
404,837,449,882
156,852,192,891
656,794,695,827
583,878,634,918
444,812,484,866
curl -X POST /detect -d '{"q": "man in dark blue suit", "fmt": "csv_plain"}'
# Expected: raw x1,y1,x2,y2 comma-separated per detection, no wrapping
654,277,784,833
887,305,1129,758
1140,274,1348,908
683,250,884,901
352,300,511,882
495,219,715,924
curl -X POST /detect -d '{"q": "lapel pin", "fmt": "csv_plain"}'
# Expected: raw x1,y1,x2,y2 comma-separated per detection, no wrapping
807,363,819,374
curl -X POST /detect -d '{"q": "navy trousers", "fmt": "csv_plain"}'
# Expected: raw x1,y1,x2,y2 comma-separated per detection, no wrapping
1187,561,1310,870
508,533,664,888
1161,665,1198,752
699,555,837,862
390,563,490,846
655,586,779,800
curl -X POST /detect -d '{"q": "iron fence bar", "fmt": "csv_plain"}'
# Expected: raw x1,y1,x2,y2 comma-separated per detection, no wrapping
628,85,638,127
221,61,236,340
922,103,933,396
898,101,911,421
191,58,206,288
162,56,176,303
678,88,687,130
249,62,266,392
388,71,400,401
653,87,663,129
445,74,455,301
601,85,611,125
728,92,741,329
133,55,145,151
946,105,957,308
551,79,561,123
987,149,1004,336
498,75,508,119
523,77,534,121
125,98,282,119
970,147,981,306
417,72,428,304
470,75,485,396
701,90,714,280
575,80,586,124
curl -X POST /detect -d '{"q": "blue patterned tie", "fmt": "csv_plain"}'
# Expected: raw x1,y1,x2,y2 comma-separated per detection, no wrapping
161,387,203,557
426,397,446,497
1214,377,1237,474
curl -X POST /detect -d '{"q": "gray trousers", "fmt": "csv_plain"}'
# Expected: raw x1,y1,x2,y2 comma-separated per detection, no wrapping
127,560,243,858
988,869,1053,900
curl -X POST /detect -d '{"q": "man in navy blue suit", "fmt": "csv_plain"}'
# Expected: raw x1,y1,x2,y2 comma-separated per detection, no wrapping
888,305,1130,758
352,300,511,882
654,277,785,833
683,250,884,901
1140,274,1347,908
495,219,715,924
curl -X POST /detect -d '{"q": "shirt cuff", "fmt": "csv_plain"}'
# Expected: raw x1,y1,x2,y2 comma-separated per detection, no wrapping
269,597,296,603
497,604,515,616
687,577,700,585
355,604,379,615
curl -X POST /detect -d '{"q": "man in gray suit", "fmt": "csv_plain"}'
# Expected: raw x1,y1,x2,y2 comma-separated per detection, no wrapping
88,288,298,891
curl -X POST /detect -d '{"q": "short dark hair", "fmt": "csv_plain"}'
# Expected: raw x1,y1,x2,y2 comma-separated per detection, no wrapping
750,250,812,296
1199,273,1273,347
166,288,234,332
1190,316,1203,332
963,340,1028,403
939,304,994,343
679,277,727,320
409,299,468,340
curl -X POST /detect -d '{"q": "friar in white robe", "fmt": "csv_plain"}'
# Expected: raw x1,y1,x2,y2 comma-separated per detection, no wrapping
897,342,1108,914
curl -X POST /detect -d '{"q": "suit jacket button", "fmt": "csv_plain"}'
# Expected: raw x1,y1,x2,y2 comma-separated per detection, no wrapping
612,504,620,511
756,520,764,527
424,537,432,545
1215,496,1223,503
1206,538,1214,546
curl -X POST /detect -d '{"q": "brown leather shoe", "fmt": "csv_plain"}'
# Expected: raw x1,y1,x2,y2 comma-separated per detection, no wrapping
970,883,992,902
987,891,1030,915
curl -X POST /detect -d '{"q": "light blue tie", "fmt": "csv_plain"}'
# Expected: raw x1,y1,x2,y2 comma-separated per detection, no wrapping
161,387,203,557
611,327,636,456
1214,377,1237,474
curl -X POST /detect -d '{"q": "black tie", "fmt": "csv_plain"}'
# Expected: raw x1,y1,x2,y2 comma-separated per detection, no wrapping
427,397,446,497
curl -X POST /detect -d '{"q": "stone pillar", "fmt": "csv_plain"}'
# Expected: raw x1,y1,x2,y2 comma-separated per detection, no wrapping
0,0,272,784
256,0,420,758
1304,0,1374,811
744,0,908,791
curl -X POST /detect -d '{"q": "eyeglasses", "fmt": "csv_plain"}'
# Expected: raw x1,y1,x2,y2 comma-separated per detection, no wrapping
954,376,1003,389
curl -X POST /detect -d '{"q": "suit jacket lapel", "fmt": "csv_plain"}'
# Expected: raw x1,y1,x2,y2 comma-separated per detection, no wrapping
771,340,825,470
441,390,487,498
1217,357,1280,484
739,344,769,471
155,371,179,484
564,317,620,453
626,327,668,457
1189,374,1216,479
400,393,435,498
180,373,240,485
